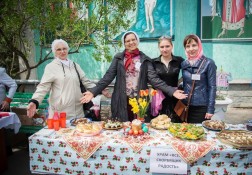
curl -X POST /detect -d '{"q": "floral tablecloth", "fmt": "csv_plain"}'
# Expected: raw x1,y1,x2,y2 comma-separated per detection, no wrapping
29,124,252,175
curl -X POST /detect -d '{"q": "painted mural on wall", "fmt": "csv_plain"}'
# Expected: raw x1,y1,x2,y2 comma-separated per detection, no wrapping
115,0,173,40
201,0,252,41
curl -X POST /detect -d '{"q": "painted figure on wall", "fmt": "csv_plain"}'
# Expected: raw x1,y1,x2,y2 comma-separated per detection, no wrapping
210,0,251,38
144,0,157,33
115,0,172,39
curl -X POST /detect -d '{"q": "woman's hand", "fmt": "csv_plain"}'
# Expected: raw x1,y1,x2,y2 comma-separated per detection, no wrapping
27,102,37,118
205,113,213,119
173,90,188,99
1,101,10,111
80,91,94,103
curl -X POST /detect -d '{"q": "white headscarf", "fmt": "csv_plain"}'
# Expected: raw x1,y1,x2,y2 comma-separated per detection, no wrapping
121,31,140,45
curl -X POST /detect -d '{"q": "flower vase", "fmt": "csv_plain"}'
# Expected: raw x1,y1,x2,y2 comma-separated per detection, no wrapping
137,116,145,123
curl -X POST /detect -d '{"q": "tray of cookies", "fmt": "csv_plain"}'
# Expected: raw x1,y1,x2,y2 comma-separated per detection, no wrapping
150,114,171,130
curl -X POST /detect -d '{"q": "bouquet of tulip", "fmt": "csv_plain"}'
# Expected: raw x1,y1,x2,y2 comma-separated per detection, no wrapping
129,89,157,121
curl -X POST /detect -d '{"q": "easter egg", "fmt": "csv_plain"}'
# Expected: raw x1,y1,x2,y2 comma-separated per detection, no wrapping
125,128,130,133
142,123,147,128
133,130,139,135
142,126,148,133
139,130,144,135
128,129,133,135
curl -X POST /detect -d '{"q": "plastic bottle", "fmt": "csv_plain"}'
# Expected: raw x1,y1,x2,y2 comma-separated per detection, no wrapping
53,111,60,131
59,112,66,128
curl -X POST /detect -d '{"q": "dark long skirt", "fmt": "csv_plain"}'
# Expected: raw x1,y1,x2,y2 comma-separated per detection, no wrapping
187,105,208,123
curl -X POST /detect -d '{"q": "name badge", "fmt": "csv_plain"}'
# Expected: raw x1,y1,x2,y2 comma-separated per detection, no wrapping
135,62,141,70
192,74,200,80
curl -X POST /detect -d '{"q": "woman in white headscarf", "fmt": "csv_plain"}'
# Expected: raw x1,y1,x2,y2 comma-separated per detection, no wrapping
81,31,187,122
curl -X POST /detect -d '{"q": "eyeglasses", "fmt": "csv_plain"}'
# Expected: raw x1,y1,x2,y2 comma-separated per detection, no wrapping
159,35,172,40
56,48,67,52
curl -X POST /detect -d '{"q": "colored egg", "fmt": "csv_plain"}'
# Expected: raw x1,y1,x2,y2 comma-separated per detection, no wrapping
125,128,130,133
142,126,148,133
142,123,147,128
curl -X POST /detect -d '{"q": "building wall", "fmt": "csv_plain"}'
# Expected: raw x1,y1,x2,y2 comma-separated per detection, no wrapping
36,0,252,81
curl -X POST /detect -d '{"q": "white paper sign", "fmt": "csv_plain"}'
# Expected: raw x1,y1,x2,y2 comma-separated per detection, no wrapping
150,147,187,174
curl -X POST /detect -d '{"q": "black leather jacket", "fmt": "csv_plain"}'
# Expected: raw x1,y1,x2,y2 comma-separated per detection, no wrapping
89,51,176,121
181,56,217,114
153,55,184,89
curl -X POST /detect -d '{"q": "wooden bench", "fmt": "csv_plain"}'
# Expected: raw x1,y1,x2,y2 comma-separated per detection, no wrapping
10,93,49,134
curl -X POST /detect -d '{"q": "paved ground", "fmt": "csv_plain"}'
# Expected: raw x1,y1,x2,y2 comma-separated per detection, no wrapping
224,107,252,124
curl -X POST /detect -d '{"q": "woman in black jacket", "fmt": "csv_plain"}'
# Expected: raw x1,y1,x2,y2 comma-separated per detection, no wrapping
81,31,187,122
152,36,184,122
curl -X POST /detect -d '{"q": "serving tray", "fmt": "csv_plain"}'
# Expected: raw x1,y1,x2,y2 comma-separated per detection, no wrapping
168,123,205,140
150,122,169,130
216,130,252,149
102,125,123,130
70,118,90,126
202,120,229,131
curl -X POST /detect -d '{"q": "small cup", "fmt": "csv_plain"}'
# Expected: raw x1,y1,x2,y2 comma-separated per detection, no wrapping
60,118,66,128
60,112,66,119
59,112,66,128
47,119,54,129
54,120,60,131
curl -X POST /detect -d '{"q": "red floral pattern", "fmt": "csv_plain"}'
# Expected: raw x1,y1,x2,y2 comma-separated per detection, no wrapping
63,133,110,160
28,124,252,175
165,137,216,164
116,134,154,153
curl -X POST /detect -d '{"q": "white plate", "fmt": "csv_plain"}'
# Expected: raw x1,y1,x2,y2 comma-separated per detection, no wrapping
70,118,91,126
202,120,229,131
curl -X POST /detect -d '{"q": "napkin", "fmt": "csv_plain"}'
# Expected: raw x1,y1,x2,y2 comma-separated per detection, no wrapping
119,134,154,153
165,137,216,164
63,132,110,161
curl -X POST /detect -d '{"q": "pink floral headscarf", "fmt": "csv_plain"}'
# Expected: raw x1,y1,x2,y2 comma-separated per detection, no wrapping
184,34,203,60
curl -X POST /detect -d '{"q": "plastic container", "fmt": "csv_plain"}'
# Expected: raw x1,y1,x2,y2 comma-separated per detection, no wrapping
53,111,60,131
47,119,54,129
59,112,66,128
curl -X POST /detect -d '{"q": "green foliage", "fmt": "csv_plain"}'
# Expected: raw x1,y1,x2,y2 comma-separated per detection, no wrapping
0,0,136,79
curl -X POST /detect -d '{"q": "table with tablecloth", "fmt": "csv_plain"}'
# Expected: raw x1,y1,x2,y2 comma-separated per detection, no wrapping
0,112,21,133
29,123,252,175
0,112,21,173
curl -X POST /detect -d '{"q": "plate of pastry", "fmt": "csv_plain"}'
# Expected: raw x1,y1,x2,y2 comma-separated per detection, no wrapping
102,120,123,130
216,130,252,149
202,120,229,131
150,114,171,130
75,123,102,136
